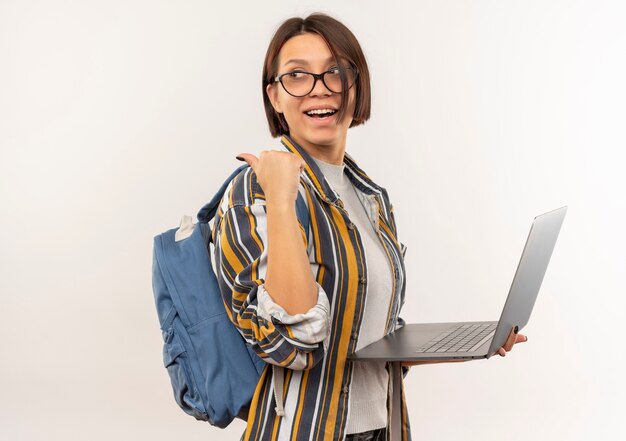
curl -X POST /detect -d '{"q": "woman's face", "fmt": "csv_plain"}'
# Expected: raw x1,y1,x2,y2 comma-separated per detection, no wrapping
266,33,356,157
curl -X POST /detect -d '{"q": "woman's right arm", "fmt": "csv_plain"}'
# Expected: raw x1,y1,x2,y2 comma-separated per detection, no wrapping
213,151,330,370
239,150,319,315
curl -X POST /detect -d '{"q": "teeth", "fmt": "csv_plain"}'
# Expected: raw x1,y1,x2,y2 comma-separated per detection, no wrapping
306,108,336,116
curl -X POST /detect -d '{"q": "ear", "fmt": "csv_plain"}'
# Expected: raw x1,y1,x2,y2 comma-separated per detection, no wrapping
266,83,283,114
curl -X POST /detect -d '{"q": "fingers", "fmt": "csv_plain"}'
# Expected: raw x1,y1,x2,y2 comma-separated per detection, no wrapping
502,326,519,352
497,329,528,357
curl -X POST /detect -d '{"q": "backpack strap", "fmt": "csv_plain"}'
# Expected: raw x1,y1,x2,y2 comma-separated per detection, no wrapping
294,189,310,242
197,164,249,224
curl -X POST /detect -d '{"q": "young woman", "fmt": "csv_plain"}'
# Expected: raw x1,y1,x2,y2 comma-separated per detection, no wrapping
212,13,526,441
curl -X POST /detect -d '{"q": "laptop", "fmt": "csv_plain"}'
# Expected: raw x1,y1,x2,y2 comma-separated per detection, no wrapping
349,206,567,362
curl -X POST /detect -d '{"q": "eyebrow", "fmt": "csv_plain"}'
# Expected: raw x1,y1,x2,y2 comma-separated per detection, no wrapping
284,56,336,66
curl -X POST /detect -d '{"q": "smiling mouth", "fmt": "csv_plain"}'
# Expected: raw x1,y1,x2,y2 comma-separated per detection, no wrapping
304,108,337,118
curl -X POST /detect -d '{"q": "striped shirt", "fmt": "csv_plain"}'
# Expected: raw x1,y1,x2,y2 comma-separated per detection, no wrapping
212,135,410,441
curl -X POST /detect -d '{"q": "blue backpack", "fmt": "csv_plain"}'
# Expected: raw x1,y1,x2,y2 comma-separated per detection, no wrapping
151,164,309,427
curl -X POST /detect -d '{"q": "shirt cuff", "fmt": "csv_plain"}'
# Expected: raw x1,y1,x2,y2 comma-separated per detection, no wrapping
257,283,331,345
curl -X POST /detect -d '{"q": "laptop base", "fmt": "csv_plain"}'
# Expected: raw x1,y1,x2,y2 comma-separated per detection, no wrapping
348,321,499,362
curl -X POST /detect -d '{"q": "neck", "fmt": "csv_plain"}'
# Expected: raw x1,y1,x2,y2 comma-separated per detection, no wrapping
289,133,346,165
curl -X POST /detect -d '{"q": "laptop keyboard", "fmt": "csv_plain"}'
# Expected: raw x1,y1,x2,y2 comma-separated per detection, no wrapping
415,323,497,353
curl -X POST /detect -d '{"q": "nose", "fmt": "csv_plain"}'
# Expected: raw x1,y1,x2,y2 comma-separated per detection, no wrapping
309,74,332,97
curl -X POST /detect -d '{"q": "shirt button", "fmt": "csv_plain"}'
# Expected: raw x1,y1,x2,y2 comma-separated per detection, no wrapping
348,222,355,230
336,199,344,209
359,276,367,284
342,386,349,394
351,331,358,340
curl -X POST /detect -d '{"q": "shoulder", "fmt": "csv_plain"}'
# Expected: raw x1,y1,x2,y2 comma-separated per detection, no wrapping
220,166,265,210
221,164,312,212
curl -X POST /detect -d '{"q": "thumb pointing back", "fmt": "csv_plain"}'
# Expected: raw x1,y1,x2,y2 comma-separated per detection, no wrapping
236,153,259,171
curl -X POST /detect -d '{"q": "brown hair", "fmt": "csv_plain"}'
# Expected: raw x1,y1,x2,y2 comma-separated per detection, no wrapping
262,13,372,137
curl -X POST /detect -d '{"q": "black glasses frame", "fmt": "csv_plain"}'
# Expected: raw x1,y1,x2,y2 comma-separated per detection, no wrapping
273,66,356,97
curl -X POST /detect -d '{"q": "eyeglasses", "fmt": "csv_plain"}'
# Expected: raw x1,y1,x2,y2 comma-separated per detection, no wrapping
273,66,356,97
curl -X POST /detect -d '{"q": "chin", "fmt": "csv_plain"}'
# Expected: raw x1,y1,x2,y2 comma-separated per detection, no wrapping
306,134,335,147
303,128,343,146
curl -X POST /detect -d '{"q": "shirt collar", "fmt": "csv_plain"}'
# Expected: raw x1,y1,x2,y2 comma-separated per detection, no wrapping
279,134,383,203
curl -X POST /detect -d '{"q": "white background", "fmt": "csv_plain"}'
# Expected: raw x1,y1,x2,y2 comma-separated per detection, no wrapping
1,1,625,439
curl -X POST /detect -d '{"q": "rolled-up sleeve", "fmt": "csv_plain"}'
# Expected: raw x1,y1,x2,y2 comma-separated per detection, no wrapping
213,201,330,370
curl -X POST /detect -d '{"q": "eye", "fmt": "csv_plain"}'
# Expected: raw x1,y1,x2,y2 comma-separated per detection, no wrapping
287,71,307,79
327,67,340,75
